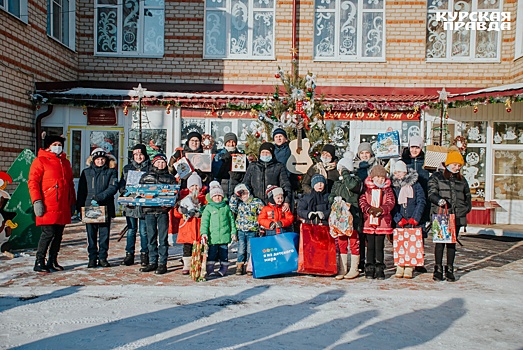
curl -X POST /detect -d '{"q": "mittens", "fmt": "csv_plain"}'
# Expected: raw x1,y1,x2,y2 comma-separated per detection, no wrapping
91,199,99,207
308,212,317,220
398,218,408,227
275,221,283,228
269,222,277,230
33,200,45,217
373,207,383,217
438,198,447,207
408,218,418,226
201,235,208,245
316,211,325,220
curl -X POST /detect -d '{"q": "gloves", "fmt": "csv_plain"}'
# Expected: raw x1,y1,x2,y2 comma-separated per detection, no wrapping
269,222,277,230
187,209,197,217
91,199,99,207
201,235,208,245
33,200,45,217
408,218,418,226
232,234,238,242
398,218,408,228
275,221,283,228
259,228,266,237
368,207,382,216
194,211,202,218
438,199,447,207
221,151,232,162
317,211,325,220
334,196,342,203
179,206,188,215
308,212,317,220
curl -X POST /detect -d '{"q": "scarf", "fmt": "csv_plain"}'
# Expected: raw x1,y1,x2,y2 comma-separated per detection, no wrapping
398,185,413,205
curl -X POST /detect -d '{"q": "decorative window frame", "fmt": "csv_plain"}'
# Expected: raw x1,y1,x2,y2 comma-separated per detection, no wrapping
426,0,502,62
515,1,523,60
0,0,28,23
313,0,386,62
47,0,76,50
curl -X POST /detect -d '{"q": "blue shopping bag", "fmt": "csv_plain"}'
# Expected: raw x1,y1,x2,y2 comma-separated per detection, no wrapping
250,232,299,278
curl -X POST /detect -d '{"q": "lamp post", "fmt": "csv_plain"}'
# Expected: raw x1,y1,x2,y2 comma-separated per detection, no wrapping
437,87,449,146
133,83,147,144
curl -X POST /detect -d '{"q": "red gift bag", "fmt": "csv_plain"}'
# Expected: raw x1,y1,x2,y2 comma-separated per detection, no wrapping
393,227,424,267
298,223,337,276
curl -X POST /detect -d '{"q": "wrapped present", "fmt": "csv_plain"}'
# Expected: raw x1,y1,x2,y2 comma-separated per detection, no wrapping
329,199,354,237
81,206,108,224
190,240,208,282
423,145,448,170
393,227,424,266
117,184,180,207
376,130,400,159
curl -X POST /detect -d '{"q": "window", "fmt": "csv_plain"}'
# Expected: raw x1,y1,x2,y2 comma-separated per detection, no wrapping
426,0,502,61
1,0,28,22
204,0,276,59
95,0,164,57
313,0,385,61
516,1,523,60
47,0,76,49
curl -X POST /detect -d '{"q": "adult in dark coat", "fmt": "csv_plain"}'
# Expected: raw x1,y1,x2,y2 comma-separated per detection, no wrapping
297,174,331,225
272,128,299,191
242,142,292,208
77,148,119,268
301,144,339,194
428,147,472,282
211,132,245,198
168,131,211,188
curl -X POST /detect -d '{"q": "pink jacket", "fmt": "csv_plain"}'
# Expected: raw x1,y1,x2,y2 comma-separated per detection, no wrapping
359,177,395,235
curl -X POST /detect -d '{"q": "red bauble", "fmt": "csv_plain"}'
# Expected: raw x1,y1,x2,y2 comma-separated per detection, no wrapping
275,73,280,78
506,108,512,113
267,110,272,116
282,99,288,105
255,132,260,138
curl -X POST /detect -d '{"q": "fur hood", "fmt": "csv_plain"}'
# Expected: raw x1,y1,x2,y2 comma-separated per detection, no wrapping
392,168,418,188
86,154,117,169
364,176,391,190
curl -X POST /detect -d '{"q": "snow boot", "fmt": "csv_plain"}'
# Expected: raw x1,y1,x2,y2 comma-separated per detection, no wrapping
365,263,375,279
182,257,192,275
395,266,405,278
433,264,444,281
375,263,386,280
236,262,245,275
218,262,229,277
121,253,134,266
140,253,149,267
344,255,360,279
87,259,97,268
206,261,216,277
445,265,456,282
414,266,427,273
140,263,158,272
403,266,414,279
34,258,50,273
335,254,348,280
46,255,64,271
155,264,167,275
99,259,111,268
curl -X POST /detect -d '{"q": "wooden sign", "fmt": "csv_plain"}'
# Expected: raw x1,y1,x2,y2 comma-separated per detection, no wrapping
87,108,117,125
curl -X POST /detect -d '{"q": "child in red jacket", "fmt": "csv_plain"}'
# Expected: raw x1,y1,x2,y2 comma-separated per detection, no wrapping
258,185,294,235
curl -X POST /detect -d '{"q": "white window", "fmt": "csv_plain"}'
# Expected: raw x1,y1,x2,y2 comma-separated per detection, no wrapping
95,0,164,57
204,0,276,59
48,0,76,49
426,0,502,62
313,0,385,61
1,0,28,23
515,1,523,60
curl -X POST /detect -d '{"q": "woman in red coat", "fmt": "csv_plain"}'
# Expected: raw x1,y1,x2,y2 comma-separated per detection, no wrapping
28,135,76,273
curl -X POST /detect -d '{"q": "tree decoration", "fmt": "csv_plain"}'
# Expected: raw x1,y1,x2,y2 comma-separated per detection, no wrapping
123,105,128,116
473,104,478,113
505,98,512,113
452,136,467,154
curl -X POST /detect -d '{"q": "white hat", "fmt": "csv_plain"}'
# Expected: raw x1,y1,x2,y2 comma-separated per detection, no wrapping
209,181,224,198
187,172,202,189
266,185,284,197
234,183,249,195
337,151,354,172
393,160,408,173
408,136,424,148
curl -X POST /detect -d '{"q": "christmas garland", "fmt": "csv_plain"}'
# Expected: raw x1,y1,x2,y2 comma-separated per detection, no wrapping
452,136,467,154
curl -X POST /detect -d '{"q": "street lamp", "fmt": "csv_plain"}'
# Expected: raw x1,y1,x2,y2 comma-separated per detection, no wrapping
437,87,449,146
133,83,147,144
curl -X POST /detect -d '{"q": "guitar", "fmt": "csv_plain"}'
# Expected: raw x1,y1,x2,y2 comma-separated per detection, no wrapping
286,102,313,174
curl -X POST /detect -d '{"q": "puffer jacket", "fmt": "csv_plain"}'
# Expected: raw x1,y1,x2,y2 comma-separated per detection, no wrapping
229,194,264,232
76,159,119,218
328,169,363,232
28,149,76,226
428,168,472,227
258,203,295,234
391,169,426,226
200,199,236,245
297,190,331,225
359,177,395,235
242,159,292,205
301,157,339,194
118,159,151,218
401,147,431,222
173,188,207,244
139,166,177,214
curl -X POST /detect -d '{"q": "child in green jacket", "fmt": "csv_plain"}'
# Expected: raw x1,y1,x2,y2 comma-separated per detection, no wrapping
201,181,237,277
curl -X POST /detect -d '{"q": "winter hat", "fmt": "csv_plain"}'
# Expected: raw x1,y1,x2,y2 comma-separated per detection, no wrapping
234,183,249,195
209,180,224,198
337,151,354,172
357,142,374,156
266,185,284,198
132,143,150,160
91,147,107,161
44,135,65,149
223,132,238,145
259,142,275,157
186,132,202,144
408,136,424,148
321,144,336,159
187,172,202,189
369,164,388,178
445,146,465,166
152,153,168,165
311,174,326,188
272,128,288,140
393,160,408,173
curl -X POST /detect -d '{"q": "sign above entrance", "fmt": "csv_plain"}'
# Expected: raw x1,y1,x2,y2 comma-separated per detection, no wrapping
87,108,117,125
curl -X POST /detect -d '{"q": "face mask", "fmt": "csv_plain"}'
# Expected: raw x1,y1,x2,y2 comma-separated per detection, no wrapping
50,145,62,155
446,165,459,174
260,155,272,162
225,146,236,152
321,157,331,164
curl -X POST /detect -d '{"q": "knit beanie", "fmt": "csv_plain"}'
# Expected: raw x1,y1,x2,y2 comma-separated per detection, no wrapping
44,135,65,149
393,160,408,173
408,136,424,148
259,142,275,157
445,146,465,166
152,153,167,165
91,147,107,161
311,174,326,189
187,172,202,189
132,143,150,160
357,142,374,156
369,164,388,178
234,183,249,195
186,132,202,144
223,132,238,144
209,180,224,198
266,185,284,198
337,151,354,172
321,144,336,159
272,128,288,140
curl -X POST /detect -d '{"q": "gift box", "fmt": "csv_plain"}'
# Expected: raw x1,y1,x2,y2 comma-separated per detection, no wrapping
376,130,400,159
174,157,193,179
117,184,180,207
393,227,424,266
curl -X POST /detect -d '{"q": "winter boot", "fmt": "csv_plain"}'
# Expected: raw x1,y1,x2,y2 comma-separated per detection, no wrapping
34,258,50,273
236,262,245,275
99,259,111,268
218,262,229,277
335,254,348,280
375,263,386,280
365,263,375,279
182,257,192,275
414,266,427,273
46,255,64,271
140,253,149,267
155,264,167,275
433,264,444,281
121,253,134,266
206,261,216,277
87,259,98,268
344,255,360,279
445,265,456,282
395,266,405,278
140,263,158,272
403,266,414,279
